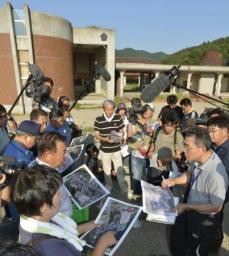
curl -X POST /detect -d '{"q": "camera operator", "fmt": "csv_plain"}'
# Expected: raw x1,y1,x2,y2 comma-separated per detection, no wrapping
33,77,58,112
58,96,82,138
0,105,10,155
127,104,154,199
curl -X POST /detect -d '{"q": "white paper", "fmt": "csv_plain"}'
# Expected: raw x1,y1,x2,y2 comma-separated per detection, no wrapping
141,180,178,224
121,145,130,157
63,164,109,209
81,197,142,256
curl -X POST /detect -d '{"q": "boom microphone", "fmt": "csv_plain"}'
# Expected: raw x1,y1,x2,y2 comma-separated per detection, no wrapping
95,62,111,81
141,66,180,103
28,63,44,81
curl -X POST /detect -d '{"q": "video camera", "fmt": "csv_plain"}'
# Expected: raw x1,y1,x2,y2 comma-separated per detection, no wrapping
0,156,17,189
127,98,145,125
25,64,49,104
195,107,229,126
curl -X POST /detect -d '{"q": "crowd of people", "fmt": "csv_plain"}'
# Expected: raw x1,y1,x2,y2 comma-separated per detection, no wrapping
0,78,229,256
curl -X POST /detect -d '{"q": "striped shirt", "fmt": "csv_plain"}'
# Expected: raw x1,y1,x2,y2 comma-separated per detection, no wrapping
94,114,124,153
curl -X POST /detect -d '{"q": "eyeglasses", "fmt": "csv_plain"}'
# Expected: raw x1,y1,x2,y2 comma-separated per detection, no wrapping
207,128,221,134
182,142,198,152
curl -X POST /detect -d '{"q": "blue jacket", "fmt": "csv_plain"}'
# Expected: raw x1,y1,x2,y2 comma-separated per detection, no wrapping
46,122,72,146
3,140,34,169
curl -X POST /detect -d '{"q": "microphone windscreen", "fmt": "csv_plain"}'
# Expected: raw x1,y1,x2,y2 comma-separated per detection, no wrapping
95,63,111,81
141,74,171,103
28,64,44,80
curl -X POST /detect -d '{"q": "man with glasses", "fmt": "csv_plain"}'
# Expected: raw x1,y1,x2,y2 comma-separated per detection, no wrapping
207,115,229,188
207,115,229,253
162,127,228,256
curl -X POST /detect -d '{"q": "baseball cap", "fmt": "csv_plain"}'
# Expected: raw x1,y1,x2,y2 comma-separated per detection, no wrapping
17,120,41,136
117,102,127,111
143,104,154,113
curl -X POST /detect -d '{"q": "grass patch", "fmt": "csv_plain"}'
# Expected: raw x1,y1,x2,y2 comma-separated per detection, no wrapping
124,84,140,92
83,126,94,133
73,103,83,109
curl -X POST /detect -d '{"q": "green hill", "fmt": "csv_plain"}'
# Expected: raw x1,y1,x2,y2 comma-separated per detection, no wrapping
116,48,168,62
162,37,229,65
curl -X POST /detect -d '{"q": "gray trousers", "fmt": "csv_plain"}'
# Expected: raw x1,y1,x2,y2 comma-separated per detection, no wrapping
99,150,128,193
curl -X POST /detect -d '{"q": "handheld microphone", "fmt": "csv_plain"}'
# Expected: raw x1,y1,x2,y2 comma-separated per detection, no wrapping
141,66,180,103
95,62,111,81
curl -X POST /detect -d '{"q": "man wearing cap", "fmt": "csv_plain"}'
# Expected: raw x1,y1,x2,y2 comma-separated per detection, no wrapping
3,120,40,169
128,104,155,199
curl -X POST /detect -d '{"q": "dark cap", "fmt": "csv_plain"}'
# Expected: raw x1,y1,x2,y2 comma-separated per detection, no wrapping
17,120,41,136
117,102,127,111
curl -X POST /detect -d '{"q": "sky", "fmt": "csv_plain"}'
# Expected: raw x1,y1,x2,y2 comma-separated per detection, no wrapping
0,0,228,54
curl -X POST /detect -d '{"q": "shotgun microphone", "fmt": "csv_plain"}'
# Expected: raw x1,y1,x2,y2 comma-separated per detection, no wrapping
141,66,180,103
95,62,111,81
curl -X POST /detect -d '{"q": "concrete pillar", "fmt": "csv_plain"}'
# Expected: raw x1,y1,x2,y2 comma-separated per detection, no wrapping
215,74,223,97
124,75,126,86
170,86,176,94
23,4,33,113
155,72,160,78
6,3,25,113
138,75,141,85
140,73,144,90
106,44,115,100
187,73,192,89
120,71,125,97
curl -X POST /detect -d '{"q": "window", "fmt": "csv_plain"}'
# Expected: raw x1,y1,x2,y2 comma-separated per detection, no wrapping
12,9,27,36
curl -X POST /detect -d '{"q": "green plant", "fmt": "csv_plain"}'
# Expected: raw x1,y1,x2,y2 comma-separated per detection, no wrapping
124,84,140,92
114,96,126,105
82,126,94,133
73,103,82,109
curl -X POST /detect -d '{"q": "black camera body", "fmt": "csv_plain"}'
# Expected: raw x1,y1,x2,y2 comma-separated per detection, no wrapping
0,157,17,189
128,106,145,125
128,97,145,125
25,64,49,104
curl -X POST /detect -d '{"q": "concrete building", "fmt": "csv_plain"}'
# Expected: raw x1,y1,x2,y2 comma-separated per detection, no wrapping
116,58,229,98
1,3,228,114
0,3,115,113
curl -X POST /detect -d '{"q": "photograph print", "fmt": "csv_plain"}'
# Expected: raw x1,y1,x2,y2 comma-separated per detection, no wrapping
81,197,142,256
66,144,84,161
63,164,109,209
70,134,94,147
141,180,177,224
59,144,85,174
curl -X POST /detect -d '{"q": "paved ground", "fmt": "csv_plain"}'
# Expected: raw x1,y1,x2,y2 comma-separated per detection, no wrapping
12,99,229,255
